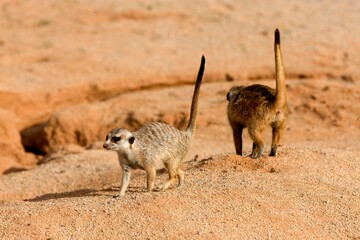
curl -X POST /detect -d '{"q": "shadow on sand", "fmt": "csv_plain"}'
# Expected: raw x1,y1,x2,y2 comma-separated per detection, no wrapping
23,185,152,202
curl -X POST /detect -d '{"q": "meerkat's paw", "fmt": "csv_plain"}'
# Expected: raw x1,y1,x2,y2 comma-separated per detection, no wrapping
269,145,278,157
114,191,126,198
160,184,173,191
160,185,169,191
249,144,264,159
249,152,260,159
248,149,258,159
151,187,161,192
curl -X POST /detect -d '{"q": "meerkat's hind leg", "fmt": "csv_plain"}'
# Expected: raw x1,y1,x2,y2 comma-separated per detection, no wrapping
270,120,285,157
231,123,244,155
250,142,256,157
177,168,184,187
251,142,264,159
248,126,265,159
162,170,177,191
144,165,157,192
161,161,180,191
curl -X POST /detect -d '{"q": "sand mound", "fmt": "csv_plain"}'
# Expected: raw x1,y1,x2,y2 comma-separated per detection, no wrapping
0,147,359,238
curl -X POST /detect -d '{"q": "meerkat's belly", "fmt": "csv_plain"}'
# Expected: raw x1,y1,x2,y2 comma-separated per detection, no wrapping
135,122,191,163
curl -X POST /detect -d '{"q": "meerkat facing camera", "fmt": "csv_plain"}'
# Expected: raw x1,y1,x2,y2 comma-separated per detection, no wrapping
103,56,205,196
227,29,286,159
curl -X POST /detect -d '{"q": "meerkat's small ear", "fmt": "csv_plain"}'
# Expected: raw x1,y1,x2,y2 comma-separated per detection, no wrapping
129,136,135,144
227,89,240,102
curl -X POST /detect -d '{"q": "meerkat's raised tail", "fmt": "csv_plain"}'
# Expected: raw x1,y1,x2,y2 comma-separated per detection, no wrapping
186,55,205,132
274,29,286,109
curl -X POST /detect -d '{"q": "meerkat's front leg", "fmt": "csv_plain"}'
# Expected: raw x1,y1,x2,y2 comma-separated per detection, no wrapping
118,165,131,197
145,165,156,192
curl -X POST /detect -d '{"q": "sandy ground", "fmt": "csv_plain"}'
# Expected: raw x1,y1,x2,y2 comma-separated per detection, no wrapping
0,0,360,239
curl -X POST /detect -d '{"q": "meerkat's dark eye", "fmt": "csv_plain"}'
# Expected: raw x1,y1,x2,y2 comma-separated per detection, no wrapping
111,136,121,142
129,136,135,144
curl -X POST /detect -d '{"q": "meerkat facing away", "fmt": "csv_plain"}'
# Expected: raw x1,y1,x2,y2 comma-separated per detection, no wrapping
227,29,286,159
103,56,205,196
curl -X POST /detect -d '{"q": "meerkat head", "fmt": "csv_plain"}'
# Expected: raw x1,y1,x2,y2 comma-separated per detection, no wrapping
103,128,135,151
227,86,244,102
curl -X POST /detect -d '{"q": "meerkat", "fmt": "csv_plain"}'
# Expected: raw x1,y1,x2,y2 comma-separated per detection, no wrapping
103,56,205,196
227,29,286,159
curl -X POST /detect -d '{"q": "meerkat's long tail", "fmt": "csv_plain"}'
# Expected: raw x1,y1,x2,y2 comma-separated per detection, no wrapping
274,29,286,109
186,55,205,133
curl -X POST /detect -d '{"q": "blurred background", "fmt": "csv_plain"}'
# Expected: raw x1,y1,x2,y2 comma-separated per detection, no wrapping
0,0,359,174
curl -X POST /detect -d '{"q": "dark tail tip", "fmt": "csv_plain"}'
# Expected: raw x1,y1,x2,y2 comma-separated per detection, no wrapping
197,55,205,79
201,55,205,67
275,29,280,45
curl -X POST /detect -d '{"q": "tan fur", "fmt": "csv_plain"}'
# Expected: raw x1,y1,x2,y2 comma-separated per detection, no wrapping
103,56,205,196
227,29,286,159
